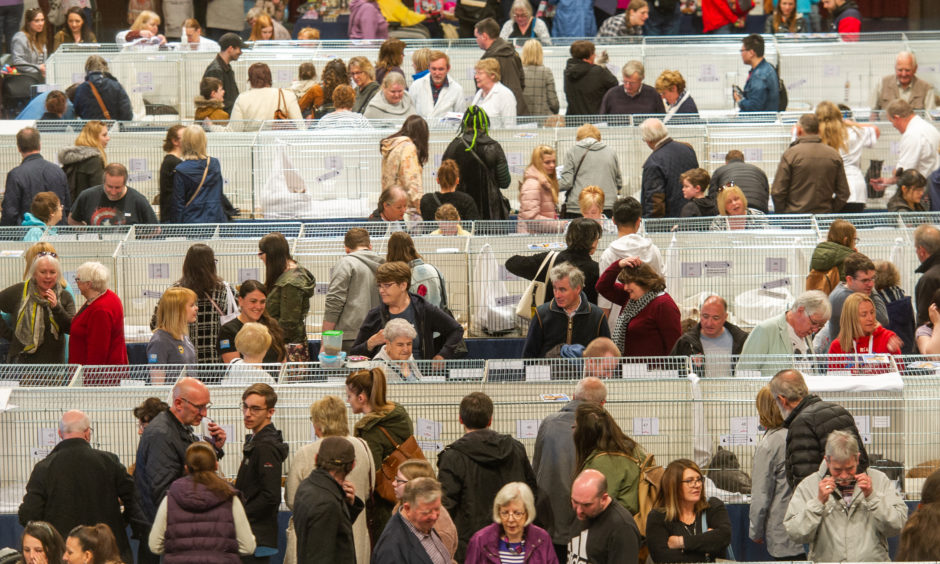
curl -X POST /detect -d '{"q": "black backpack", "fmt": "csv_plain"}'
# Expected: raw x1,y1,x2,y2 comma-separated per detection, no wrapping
775,62,788,111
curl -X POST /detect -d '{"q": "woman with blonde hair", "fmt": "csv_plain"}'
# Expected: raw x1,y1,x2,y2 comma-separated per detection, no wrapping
520,39,559,117
470,59,516,127
517,144,560,233
147,286,198,381
170,125,228,223
11,7,47,75
816,100,879,212
749,386,805,559
709,184,768,231
284,395,375,564
828,292,902,369
120,10,165,45
655,69,698,119
559,123,622,218
59,120,109,202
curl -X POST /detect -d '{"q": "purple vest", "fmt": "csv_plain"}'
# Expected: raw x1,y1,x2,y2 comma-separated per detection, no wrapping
164,477,241,563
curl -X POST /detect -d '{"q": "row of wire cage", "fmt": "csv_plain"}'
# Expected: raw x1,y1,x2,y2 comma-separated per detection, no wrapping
0,354,932,511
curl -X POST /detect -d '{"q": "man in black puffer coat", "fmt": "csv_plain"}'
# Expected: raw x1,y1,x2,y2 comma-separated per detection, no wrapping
770,369,869,487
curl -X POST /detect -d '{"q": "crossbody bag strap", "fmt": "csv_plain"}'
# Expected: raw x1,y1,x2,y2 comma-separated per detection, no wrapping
435,267,449,309
563,145,592,206
277,88,286,113
376,425,402,449
87,81,111,120
532,251,555,285
185,157,211,207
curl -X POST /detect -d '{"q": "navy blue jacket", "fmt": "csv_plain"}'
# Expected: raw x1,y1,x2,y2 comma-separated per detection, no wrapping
72,71,133,121
371,510,435,564
1,153,70,226
171,157,227,224
351,292,465,359
523,291,610,358
739,59,779,113
642,138,700,218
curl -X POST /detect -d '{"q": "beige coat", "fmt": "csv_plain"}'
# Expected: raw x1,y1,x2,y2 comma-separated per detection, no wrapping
229,87,303,131
380,136,423,209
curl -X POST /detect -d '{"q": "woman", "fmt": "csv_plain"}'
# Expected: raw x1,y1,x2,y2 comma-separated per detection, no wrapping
656,70,698,120
363,72,417,120
897,503,940,561
147,287,197,381
465,482,557,564
749,386,805,560
348,0,389,40
874,260,915,355
520,39,558,118
133,397,168,434
22,192,62,242
194,77,229,123
558,124,622,218
828,292,902,367
284,395,375,564
381,114,429,213
471,59,516,127
419,159,480,221
598,0,648,36
507,217,602,304
64,524,123,564
807,218,856,292
647,459,731,563
371,318,423,381
259,232,316,359
170,125,228,224
120,10,165,45
887,169,927,212
21,521,65,564
53,7,95,50
308,58,349,118
764,0,806,33
59,120,108,202
499,0,550,41
387,231,445,307
596,257,681,357
817,100,879,212
392,460,458,558
517,145,561,232
347,367,413,535
230,62,303,131
0,252,74,363
248,13,276,40
218,279,285,364
314,84,372,129
916,288,940,355
11,8,46,76
149,442,256,561
69,262,127,373
374,38,405,86
709,184,768,231
158,125,184,222
349,57,380,115
574,402,646,515
441,106,511,220
291,62,319,108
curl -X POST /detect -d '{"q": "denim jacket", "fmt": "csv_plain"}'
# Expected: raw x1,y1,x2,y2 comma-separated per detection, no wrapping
740,59,779,112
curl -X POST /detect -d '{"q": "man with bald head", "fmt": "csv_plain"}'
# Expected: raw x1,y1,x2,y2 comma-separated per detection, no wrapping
568,469,640,564
135,377,227,564
670,295,747,377
19,410,142,564
872,52,937,114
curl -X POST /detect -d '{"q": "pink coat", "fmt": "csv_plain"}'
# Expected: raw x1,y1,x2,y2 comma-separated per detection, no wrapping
517,164,561,233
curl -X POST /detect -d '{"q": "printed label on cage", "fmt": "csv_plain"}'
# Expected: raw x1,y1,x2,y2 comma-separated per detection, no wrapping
622,364,651,378
498,265,522,282
315,169,341,183
854,415,870,434
491,360,524,370
325,155,343,170
681,262,702,278
314,282,329,295
129,158,148,172
31,448,52,459
434,154,443,167
704,261,731,276
137,71,153,84
743,148,762,162
142,290,162,299
514,132,538,138
527,242,566,250
416,417,442,439
730,416,759,435
719,434,757,446
632,417,659,436
823,64,840,77
417,440,444,452
765,257,787,273
507,152,524,167
873,415,891,428
890,141,900,156
276,69,291,83
132,84,154,93
128,172,152,182
510,165,525,175
495,294,522,307
698,63,719,82
449,368,485,380
516,419,540,439
64,271,77,289
787,78,807,91
238,268,260,283
148,263,170,279
762,278,789,290
525,365,551,381
39,428,57,447
541,393,570,402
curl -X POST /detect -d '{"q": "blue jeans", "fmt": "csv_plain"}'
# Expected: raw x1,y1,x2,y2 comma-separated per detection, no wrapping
0,3,23,54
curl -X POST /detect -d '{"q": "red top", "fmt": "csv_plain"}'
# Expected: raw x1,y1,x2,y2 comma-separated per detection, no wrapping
69,289,128,381
828,325,901,373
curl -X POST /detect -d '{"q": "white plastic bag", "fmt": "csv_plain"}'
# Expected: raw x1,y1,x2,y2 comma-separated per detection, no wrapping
472,244,516,335
259,143,312,219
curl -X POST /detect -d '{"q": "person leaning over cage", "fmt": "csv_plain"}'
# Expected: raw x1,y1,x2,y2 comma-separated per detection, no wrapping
738,290,831,377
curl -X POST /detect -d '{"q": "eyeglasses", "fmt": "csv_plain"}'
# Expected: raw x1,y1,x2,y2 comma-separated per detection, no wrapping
378,282,399,290
805,312,826,330
181,397,212,412
499,510,526,520
241,402,267,414
717,182,735,193
681,477,704,486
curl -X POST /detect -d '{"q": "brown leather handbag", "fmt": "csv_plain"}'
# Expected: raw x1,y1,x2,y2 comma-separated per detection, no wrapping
374,426,426,503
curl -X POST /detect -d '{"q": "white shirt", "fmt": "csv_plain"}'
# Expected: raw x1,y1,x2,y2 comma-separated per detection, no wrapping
841,126,878,203
898,115,940,177
178,36,220,52
470,82,516,127
409,74,467,120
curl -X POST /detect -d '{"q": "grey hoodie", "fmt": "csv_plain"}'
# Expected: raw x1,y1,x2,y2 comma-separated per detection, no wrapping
558,137,623,212
362,91,417,121
323,249,385,336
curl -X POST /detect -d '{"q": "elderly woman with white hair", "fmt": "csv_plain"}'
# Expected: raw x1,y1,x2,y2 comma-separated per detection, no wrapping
0,252,75,364
464,481,557,564
363,72,417,121
499,0,551,42
372,318,423,381
471,59,517,128
68,261,127,372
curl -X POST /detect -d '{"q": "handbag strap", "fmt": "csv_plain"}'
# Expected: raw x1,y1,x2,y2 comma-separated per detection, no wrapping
376,425,401,449
544,251,559,284
564,145,592,206
185,157,211,208
435,266,449,309
87,81,110,120
277,88,287,114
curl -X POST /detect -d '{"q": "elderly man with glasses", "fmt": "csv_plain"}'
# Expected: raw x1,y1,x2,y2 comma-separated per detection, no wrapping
739,290,831,376
134,376,227,564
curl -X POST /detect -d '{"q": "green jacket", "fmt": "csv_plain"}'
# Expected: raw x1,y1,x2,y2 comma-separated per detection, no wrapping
266,265,316,343
809,241,854,280
354,402,414,471
583,446,646,515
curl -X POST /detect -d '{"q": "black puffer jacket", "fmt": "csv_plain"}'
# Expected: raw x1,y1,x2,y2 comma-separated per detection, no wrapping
783,394,869,487
438,429,537,562
563,58,618,117
234,423,289,548
442,133,511,220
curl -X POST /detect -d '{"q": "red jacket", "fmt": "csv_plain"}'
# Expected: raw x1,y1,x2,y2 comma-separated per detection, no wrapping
69,289,128,377
828,325,901,373
596,261,681,357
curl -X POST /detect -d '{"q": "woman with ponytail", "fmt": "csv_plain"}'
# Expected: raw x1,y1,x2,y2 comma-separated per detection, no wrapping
64,524,122,564
148,442,256,562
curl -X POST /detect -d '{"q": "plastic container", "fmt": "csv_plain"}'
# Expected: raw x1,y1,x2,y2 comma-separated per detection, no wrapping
321,330,343,356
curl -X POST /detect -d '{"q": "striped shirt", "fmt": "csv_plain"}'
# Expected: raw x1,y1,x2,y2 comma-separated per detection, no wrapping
401,509,450,564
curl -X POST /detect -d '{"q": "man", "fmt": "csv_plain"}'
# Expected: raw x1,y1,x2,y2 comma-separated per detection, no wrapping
1,127,70,226
822,252,891,351
438,392,537,561
523,263,611,358
568,469,640,564
292,437,364,564
351,261,464,359
234,383,288,563
670,295,747,377
822,0,861,35
19,410,143,564
583,337,622,378
914,224,940,325
640,118,699,218
563,40,618,119
474,18,527,115
739,290,831,376
784,430,907,561
771,113,850,214
72,55,133,121
372,477,450,564
735,34,779,112
409,51,466,120
534,377,607,562
769,369,869,487
323,227,385,352
874,100,940,201
135,377,226,564
599,61,665,115
872,51,937,113
349,57,381,115
707,150,770,213
597,197,665,327
68,163,158,226
202,32,243,115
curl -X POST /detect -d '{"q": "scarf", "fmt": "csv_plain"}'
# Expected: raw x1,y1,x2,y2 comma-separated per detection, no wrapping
14,279,61,355
611,289,660,351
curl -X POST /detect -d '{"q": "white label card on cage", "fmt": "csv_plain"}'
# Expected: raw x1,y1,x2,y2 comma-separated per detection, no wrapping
743,148,762,162
681,262,702,278
525,364,551,381
137,72,153,84
516,419,540,439
238,268,260,283
622,363,651,378
499,265,522,282
762,278,790,290
31,448,52,459
730,416,759,435
142,290,162,299
417,440,444,452
416,417,442,440
872,415,891,428
860,434,872,445
0,249,23,257
719,434,757,446
495,294,522,307
633,417,659,436
823,64,840,77
39,428,58,447
64,271,77,288
765,257,787,273
316,169,341,183
699,63,719,82
325,155,343,170
277,69,291,83
314,283,329,295
704,261,731,276
148,263,170,279
854,415,870,434
449,368,485,380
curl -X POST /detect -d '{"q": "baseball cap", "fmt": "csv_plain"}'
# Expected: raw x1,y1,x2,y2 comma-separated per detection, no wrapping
219,33,246,51
317,437,355,465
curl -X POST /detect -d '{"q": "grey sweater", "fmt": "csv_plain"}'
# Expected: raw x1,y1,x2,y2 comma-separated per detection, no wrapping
323,249,385,336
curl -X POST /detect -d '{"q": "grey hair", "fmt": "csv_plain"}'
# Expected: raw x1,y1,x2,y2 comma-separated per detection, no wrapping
511,0,532,16
550,262,584,290
59,410,90,434
403,476,442,505
825,429,860,462
915,224,940,255
791,289,831,319
640,118,668,144
384,318,417,342
492,482,536,526
75,261,110,293
622,60,645,80
85,54,109,73
382,71,407,90
897,50,917,68
769,369,809,403
28,254,63,287
574,376,607,403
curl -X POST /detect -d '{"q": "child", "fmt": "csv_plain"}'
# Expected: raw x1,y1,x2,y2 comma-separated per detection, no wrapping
194,77,229,123
679,168,718,217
